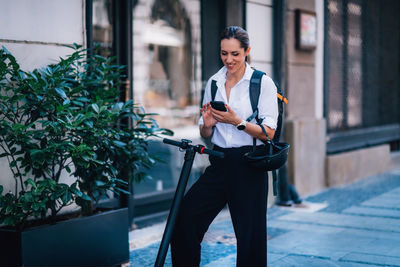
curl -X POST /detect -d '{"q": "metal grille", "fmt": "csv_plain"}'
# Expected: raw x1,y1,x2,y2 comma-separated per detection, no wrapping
325,0,400,133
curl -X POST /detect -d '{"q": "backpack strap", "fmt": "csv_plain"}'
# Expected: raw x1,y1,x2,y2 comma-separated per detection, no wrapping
273,81,287,143
247,70,265,124
211,80,218,101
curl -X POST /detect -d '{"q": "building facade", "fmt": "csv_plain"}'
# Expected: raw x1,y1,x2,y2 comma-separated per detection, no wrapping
0,0,399,220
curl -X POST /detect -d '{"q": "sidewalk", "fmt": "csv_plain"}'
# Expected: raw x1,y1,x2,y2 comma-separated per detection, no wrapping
129,165,400,266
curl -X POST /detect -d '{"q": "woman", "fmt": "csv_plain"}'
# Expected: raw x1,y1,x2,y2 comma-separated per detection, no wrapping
171,26,278,267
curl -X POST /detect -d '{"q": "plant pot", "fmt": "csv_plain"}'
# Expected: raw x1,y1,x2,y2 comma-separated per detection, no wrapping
0,208,129,267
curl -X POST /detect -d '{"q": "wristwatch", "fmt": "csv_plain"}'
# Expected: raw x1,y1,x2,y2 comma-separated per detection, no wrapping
236,120,247,130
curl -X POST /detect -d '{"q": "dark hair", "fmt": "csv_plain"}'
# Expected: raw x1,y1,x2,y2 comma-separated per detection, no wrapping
220,26,250,51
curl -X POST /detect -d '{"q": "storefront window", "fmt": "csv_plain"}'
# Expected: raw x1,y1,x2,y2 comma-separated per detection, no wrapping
325,0,400,132
132,0,203,196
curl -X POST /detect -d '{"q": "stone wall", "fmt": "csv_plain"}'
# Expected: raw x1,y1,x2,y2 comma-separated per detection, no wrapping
326,145,391,187
283,0,327,196
0,0,85,193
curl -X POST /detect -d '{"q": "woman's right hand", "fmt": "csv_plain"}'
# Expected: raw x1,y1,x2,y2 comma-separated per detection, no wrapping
201,103,218,128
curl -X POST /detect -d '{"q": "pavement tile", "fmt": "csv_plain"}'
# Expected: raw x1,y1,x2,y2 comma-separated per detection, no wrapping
361,196,400,209
288,245,349,261
269,230,374,252
339,228,400,241
269,254,341,267
268,219,343,234
267,252,287,263
355,238,400,258
342,206,400,218
339,252,400,266
277,211,400,232
202,254,236,267
130,241,237,267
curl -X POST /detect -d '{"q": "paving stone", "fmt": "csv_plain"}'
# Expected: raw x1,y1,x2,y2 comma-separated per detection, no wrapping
288,245,349,261
355,238,400,258
361,195,400,209
267,252,287,263
269,230,374,253
130,241,237,267
339,252,400,266
339,228,400,241
268,219,343,234
277,211,400,232
305,174,400,213
269,254,341,267
343,206,400,218
202,254,235,267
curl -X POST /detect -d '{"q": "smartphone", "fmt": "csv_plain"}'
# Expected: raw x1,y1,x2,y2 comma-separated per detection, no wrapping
210,101,227,112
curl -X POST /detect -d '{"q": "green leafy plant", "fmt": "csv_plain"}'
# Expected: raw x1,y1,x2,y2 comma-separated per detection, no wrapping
0,45,172,229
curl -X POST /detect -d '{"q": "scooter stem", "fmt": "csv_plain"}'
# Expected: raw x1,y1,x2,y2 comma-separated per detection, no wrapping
154,147,196,267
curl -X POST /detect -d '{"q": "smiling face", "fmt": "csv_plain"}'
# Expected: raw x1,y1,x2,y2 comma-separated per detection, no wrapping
220,38,250,76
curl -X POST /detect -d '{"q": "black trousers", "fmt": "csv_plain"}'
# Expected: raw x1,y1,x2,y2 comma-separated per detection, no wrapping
171,145,268,267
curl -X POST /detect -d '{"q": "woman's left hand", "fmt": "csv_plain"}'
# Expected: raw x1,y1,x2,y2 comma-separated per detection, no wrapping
210,104,241,126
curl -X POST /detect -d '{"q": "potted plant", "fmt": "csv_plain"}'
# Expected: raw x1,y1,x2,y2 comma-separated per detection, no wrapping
0,45,171,266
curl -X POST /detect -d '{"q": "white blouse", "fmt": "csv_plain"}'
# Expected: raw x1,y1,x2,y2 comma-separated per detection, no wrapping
198,63,278,148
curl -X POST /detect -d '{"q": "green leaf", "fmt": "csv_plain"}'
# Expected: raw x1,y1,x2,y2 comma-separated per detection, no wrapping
30,149,42,157
0,185,3,195
91,104,99,113
55,88,67,99
113,141,126,147
115,187,131,195
61,191,72,204
76,97,90,102
115,178,128,185
112,103,123,112
81,193,91,201
72,100,84,107
95,180,106,187
2,45,11,54
32,202,40,211
25,178,37,189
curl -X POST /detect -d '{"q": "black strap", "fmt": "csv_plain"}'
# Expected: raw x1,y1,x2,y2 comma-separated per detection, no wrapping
211,80,217,101
248,70,265,124
272,170,278,196
273,81,285,143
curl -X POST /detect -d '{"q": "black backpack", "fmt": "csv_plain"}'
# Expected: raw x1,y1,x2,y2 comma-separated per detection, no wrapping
210,69,289,195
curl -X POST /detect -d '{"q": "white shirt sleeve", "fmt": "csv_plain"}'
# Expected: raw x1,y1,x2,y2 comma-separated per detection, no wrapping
258,75,278,130
198,78,212,125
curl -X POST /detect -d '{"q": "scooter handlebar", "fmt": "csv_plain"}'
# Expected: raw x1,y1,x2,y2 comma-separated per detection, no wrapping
163,138,184,148
198,146,224,158
163,138,224,158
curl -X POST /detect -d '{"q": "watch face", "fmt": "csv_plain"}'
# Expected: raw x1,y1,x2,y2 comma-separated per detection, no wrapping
237,124,246,130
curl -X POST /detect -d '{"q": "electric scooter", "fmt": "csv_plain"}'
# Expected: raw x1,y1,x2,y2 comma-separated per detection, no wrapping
154,138,224,267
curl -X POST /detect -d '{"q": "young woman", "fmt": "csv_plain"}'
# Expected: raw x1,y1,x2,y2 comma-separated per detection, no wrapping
171,26,278,267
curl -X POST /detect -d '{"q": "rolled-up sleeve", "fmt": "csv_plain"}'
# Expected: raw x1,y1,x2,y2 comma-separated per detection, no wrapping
258,75,278,130
198,79,212,125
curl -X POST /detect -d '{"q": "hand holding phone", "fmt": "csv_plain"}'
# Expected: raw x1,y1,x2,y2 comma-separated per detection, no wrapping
210,101,227,112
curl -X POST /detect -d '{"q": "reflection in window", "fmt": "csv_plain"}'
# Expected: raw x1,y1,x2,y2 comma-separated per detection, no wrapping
92,0,113,57
134,0,200,130
132,0,203,195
